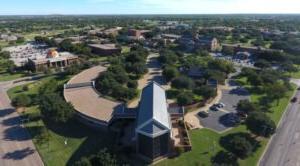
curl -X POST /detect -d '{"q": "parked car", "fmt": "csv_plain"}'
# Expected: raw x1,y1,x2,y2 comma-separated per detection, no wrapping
210,106,219,111
291,97,298,103
215,103,225,108
198,111,209,118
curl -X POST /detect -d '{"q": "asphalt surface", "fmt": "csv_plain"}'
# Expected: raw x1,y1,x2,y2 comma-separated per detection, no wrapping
259,90,300,166
0,80,44,166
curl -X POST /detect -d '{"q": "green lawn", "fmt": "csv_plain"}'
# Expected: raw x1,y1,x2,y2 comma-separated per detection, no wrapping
157,78,296,166
288,65,300,79
8,76,116,166
122,46,131,53
0,72,27,82
88,56,108,63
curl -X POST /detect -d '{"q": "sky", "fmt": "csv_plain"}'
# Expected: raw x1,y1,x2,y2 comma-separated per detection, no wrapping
0,0,300,15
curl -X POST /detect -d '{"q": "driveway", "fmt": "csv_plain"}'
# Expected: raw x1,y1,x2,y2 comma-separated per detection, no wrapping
0,80,44,166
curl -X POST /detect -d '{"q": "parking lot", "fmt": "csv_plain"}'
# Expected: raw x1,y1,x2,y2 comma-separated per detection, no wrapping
198,80,250,132
219,87,250,112
3,43,49,67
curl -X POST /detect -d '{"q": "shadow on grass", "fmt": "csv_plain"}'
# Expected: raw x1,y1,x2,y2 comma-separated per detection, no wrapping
39,117,117,165
43,118,94,139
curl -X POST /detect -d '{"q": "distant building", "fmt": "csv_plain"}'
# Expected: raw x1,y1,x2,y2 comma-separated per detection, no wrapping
161,34,181,43
136,82,172,162
27,50,79,71
126,29,151,41
102,27,122,36
179,36,219,52
88,44,121,56
0,34,18,42
196,37,219,52
222,44,282,55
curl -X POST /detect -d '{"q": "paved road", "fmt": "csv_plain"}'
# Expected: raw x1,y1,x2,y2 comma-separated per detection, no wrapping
259,90,300,166
0,80,44,166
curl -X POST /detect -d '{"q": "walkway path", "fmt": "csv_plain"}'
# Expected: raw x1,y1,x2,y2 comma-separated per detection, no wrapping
128,53,170,108
0,79,44,166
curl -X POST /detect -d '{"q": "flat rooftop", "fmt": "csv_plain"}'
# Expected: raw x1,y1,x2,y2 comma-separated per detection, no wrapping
88,44,119,50
64,66,121,124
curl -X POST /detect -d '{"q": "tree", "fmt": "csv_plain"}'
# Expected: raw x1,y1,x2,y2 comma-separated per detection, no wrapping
222,46,235,56
171,76,195,90
265,82,288,104
237,100,259,115
12,94,31,107
159,50,178,65
0,51,10,59
193,85,217,100
246,112,276,137
36,127,50,145
39,79,58,95
90,148,118,166
208,59,235,74
74,157,92,166
127,79,138,89
247,73,263,87
163,66,179,82
39,93,74,123
212,151,238,166
254,59,271,69
220,133,257,159
16,37,25,44
177,91,194,106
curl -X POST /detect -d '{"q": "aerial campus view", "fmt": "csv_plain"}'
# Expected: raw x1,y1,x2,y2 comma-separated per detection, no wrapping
0,1,300,166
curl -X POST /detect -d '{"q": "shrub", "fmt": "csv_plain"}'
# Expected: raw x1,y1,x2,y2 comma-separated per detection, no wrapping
166,89,180,99
127,80,138,89
246,112,276,137
163,66,179,82
175,146,185,155
177,91,194,106
171,76,195,90
12,94,31,107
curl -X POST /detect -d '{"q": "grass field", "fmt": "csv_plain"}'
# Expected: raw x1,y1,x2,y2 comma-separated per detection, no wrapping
122,46,131,53
8,76,116,166
157,77,296,166
0,72,26,82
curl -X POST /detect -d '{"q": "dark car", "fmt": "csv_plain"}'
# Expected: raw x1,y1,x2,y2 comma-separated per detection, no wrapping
291,97,297,103
210,105,219,112
198,111,209,118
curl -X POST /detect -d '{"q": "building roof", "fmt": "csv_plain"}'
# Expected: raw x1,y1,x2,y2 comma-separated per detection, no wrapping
88,44,119,50
136,82,171,137
64,66,121,124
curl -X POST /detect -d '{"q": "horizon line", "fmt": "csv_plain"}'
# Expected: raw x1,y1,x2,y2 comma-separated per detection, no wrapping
1,13,300,16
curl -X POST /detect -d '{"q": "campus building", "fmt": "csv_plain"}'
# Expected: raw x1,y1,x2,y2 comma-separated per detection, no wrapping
27,50,79,71
222,44,282,55
179,36,219,52
136,82,172,161
88,44,121,56
64,67,189,163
